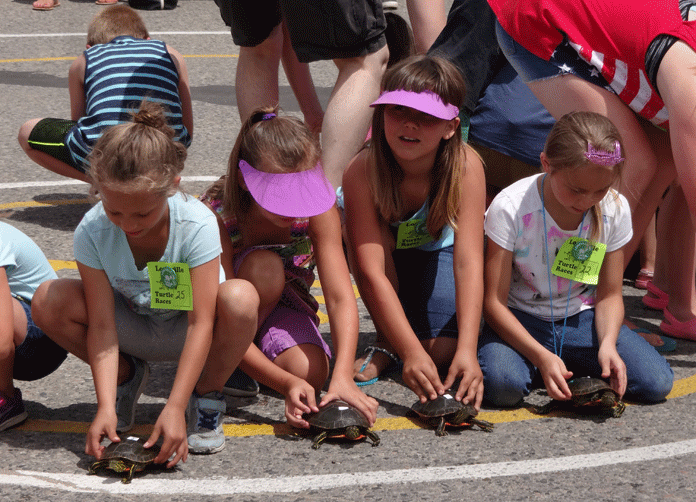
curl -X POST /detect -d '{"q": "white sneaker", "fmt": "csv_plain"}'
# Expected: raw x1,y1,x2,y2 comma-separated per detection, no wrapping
383,0,398,9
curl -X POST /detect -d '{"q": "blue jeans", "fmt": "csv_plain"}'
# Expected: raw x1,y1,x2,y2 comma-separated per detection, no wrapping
478,308,674,407
393,246,458,340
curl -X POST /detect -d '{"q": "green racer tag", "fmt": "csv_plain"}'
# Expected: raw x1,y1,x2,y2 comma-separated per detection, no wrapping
551,237,607,285
396,219,433,249
147,262,193,310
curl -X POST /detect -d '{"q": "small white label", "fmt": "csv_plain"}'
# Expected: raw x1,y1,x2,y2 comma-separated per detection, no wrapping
443,394,453,400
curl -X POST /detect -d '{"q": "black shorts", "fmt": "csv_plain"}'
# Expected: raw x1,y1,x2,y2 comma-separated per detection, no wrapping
14,298,68,381
214,0,386,63
27,118,85,174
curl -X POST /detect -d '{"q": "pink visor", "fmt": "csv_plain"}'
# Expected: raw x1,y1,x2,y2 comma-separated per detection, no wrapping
370,89,459,120
239,159,336,218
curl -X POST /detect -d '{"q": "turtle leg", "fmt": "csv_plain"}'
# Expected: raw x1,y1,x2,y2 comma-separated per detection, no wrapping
612,401,626,418
471,418,494,432
435,417,448,437
122,466,134,484
88,461,104,475
312,431,328,449
365,430,381,447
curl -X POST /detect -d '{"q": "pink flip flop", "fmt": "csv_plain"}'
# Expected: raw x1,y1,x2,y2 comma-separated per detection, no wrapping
660,308,696,341
642,281,668,310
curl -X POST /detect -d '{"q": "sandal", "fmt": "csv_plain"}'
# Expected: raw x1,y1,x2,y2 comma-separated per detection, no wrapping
642,281,668,311
634,268,654,290
95,0,119,4
660,308,696,341
32,0,59,10
354,345,400,387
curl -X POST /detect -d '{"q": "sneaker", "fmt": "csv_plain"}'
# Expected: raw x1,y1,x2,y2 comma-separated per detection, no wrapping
222,368,259,397
187,391,226,454
383,0,398,9
0,388,28,431
116,354,150,433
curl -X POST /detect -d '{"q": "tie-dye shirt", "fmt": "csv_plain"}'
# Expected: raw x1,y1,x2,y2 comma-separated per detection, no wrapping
484,174,632,321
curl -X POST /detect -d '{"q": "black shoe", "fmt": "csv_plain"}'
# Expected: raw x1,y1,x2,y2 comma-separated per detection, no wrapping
222,368,259,397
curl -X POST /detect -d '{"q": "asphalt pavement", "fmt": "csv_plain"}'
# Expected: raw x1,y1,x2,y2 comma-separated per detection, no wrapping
2,1,696,501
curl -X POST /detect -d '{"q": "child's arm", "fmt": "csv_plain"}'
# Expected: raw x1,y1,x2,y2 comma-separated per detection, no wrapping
343,151,445,402
147,256,219,467
483,240,574,401
77,263,121,460
443,146,486,408
167,45,194,138
593,248,628,398
68,55,86,121
309,206,379,425
238,343,320,429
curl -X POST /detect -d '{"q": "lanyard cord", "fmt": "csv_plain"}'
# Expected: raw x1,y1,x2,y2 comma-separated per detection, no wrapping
540,174,586,358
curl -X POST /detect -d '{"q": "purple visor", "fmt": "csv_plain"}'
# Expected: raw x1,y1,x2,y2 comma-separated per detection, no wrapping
370,89,459,120
239,159,336,218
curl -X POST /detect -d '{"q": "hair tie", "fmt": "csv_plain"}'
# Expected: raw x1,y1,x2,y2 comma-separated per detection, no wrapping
584,141,624,166
261,113,276,121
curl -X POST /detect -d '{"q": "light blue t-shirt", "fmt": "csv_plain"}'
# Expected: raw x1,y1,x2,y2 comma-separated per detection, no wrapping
74,193,222,320
0,222,57,302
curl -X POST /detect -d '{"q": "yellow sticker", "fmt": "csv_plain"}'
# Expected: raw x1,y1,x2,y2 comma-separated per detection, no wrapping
551,238,606,285
147,262,193,311
396,219,433,249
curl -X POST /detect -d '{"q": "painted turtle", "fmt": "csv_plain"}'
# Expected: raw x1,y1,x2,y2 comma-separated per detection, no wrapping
411,394,494,436
304,400,380,449
536,377,626,417
88,436,160,483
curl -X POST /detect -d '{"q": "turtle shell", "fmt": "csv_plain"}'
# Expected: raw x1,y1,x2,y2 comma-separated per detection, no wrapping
567,377,615,396
411,394,473,418
89,437,160,483
305,400,369,430
101,437,159,464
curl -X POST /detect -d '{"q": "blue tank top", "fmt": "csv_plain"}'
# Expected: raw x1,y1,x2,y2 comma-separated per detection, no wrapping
65,36,191,170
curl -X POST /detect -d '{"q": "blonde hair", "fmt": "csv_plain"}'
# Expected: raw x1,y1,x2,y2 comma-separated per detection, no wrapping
543,111,625,242
88,100,186,197
87,5,149,46
369,54,466,238
206,107,320,218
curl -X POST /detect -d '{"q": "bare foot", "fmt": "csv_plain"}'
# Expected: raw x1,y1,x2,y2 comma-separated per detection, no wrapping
353,344,399,382
32,0,59,10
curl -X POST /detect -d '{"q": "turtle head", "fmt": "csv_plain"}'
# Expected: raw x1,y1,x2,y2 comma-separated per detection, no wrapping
344,425,362,440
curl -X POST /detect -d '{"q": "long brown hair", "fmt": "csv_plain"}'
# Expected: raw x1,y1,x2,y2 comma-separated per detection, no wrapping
543,111,625,242
368,55,467,237
206,107,320,219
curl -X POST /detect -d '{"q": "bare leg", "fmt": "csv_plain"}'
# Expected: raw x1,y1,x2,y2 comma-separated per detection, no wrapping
280,22,324,135
656,186,696,322
235,24,283,122
637,213,657,283
195,279,259,395
18,119,90,183
273,343,329,392
406,0,447,54
322,45,389,188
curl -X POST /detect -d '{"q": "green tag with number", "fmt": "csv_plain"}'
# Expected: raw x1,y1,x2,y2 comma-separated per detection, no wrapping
551,237,607,285
396,219,433,249
147,262,193,310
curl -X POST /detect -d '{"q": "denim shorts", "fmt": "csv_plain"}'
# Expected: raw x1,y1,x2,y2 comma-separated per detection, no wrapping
14,298,68,381
495,21,612,91
393,246,458,340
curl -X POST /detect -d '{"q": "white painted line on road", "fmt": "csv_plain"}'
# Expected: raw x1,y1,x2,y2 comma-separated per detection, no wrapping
0,32,230,38
4,438,696,494
0,176,218,190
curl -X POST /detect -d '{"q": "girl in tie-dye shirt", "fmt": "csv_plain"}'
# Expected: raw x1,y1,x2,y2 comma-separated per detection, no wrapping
480,112,672,408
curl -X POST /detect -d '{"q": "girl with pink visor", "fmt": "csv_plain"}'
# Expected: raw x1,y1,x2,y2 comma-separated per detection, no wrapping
201,109,378,429
343,55,487,408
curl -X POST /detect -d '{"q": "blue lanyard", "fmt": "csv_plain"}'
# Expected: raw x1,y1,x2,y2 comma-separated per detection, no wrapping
540,174,586,358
